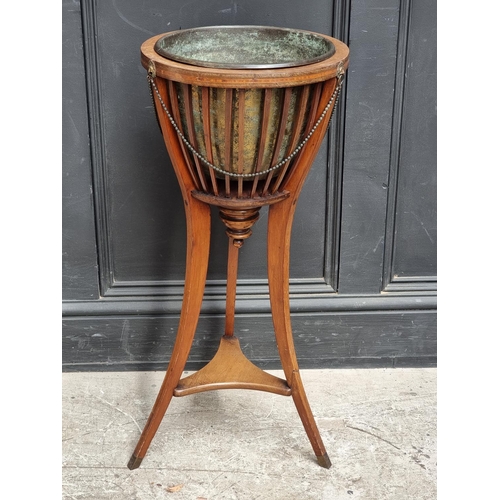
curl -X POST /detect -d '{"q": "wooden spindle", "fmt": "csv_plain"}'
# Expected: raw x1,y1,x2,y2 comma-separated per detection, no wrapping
262,87,292,196
182,83,208,192
251,89,273,197
224,88,234,196
166,81,201,190
202,86,219,195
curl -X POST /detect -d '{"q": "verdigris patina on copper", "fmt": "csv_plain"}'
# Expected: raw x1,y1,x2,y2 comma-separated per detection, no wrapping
153,25,336,69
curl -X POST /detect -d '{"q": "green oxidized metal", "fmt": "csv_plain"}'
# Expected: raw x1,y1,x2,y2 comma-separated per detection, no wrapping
153,25,336,69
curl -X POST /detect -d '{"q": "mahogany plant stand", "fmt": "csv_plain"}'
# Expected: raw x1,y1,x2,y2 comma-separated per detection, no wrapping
128,27,349,470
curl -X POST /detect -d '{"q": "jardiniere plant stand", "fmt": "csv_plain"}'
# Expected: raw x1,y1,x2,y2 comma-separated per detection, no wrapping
128,26,349,470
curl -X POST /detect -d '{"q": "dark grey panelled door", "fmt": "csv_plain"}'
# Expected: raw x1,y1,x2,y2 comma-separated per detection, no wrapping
62,0,436,371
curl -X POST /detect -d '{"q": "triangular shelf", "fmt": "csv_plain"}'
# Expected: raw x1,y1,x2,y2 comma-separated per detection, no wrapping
173,335,292,397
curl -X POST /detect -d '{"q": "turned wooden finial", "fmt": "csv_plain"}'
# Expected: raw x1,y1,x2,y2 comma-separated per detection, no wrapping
219,207,261,246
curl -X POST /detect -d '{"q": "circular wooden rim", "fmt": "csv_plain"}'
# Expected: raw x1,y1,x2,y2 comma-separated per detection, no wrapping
141,30,349,88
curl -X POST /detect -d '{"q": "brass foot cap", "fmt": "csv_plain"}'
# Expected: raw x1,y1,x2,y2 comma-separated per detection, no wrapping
127,454,143,470
317,453,332,469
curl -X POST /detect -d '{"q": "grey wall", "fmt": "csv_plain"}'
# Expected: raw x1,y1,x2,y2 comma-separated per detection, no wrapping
62,0,436,371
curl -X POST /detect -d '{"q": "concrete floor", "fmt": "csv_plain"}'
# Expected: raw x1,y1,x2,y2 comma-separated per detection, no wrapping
62,368,436,500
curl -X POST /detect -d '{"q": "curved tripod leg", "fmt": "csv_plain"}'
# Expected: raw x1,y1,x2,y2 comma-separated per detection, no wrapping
267,198,331,469
128,195,211,469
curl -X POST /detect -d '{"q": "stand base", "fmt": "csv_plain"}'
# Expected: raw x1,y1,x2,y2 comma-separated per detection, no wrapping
131,64,342,472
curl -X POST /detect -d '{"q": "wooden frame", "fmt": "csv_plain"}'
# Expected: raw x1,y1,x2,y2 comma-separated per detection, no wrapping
128,30,349,470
